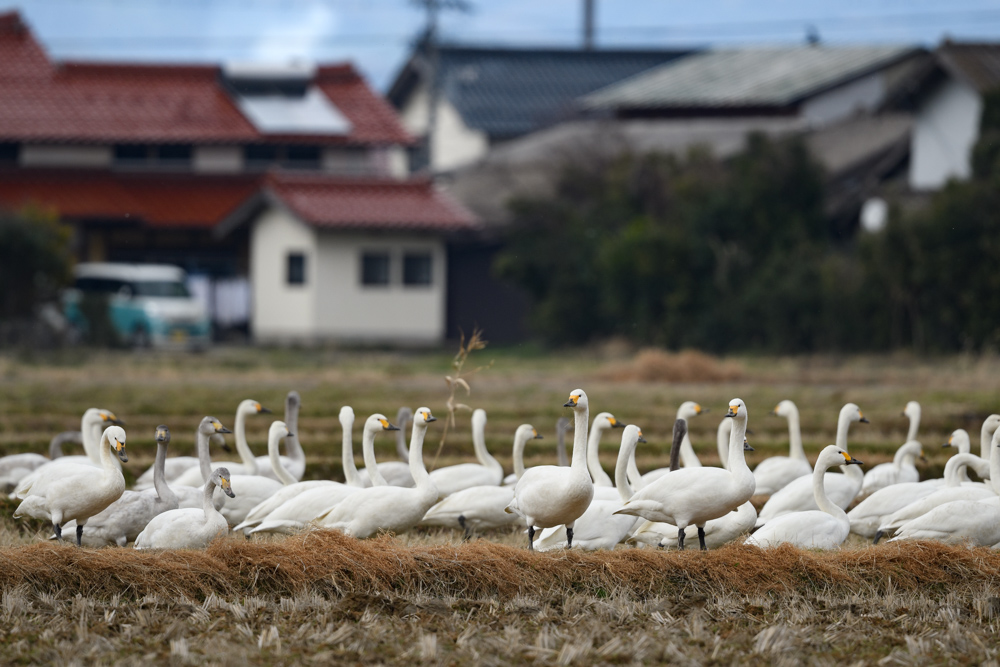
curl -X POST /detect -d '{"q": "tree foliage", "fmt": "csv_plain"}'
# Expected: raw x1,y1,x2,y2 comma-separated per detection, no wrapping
0,206,72,320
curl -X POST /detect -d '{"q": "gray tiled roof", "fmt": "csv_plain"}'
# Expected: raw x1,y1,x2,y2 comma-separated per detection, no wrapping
582,45,918,110
937,42,1000,92
389,46,690,139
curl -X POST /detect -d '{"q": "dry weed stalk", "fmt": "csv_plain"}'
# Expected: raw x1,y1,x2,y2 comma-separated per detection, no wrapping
429,328,492,470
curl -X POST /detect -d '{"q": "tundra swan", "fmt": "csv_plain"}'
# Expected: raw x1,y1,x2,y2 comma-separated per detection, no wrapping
314,409,437,538
903,401,921,442
754,403,868,527
232,406,368,533
20,409,123,480
921,429,975,487
614,398,755,550
0,431,81,492
505,389,595,550
535,425,648,551
421,424,541,536
980,415,1000,460
171,399,272,487
134,467,234,549
752,400,812,495
428,409,503,498
57,425,181,547
504,416,568,485
629,403,707,486
252,391,306,481
357,406,415,487
14,425,128,546
584,412,627,487
859,440,924,497
746,446,864,550
242,414,397,536
876,438,1000,541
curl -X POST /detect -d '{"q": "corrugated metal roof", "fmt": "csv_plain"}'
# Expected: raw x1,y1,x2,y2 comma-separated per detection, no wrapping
583,46,917,110
389,46,690,139
937,42,1000,93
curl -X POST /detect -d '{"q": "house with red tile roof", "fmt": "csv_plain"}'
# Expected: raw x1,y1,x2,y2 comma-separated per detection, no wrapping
0,10,478,344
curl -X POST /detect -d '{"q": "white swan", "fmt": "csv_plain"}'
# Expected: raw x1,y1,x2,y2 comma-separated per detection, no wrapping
428,409,503,498
57,425,181,547
628,436,757,550
584,412,627,487
0,431,80,492
859,440,924,497
171,399,272,487
746,445,864,550
754,403,868,527
534,425,648,551
847,452,990,544
14,425,128,545
903,400,921,442
134,467,235,549
614,398,754,550
314,408,439,538
242,413,397,536
232,406,369,534
628,403,706,487
18,409,123,481
752,400,812,495
717,417,733,468
505,389,595,549
876,442,1000,541
421,424,541,536
252,391,306,481
922,429,975,487
980,414,1000,460
359,406,415,488
503,416,569,485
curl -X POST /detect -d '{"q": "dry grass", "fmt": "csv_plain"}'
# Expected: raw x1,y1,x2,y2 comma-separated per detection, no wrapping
601,348,744,383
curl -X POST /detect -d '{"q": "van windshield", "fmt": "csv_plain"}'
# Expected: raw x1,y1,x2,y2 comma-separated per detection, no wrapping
132,281,190,298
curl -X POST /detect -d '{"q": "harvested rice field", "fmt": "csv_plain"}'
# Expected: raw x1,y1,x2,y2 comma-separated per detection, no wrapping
2,346,1000,664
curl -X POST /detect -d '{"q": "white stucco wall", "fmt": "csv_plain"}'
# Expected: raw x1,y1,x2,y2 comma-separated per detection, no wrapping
801,72,886,128
909,76,983,190
20,145,112,168
399,81,489,172
314,233,447,344
250,207,318,342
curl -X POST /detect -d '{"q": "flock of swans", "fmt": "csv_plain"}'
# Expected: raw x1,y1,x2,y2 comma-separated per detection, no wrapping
5,388,1000,552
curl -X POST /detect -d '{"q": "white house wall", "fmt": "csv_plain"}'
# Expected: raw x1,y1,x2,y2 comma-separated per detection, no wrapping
251,207,318,342
314,233,446,344
399,81,489,172
909,76,982,190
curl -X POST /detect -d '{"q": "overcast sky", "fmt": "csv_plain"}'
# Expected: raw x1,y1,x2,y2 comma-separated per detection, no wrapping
4,0,1000,91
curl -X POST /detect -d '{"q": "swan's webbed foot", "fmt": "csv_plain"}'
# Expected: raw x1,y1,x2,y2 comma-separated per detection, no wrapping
677,528,685,551
873,530,884,545
528,525,535,551
697,526,707,551
566,526,574,549
75,524,83,547
53,523,62,541
459,515,471,541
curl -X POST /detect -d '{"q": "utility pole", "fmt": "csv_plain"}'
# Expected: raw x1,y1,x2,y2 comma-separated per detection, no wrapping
583,0,595,50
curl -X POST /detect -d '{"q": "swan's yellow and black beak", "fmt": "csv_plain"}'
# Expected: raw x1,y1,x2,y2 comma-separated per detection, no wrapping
285,431,295,439
609,417,625,429
155,426,170,443
532,429,543,439
103,411,125,426
213,421,233,435
220,475,235,498
771,405,780,415
743,438,753,452
919,450,927,462
841,451,864,466
564,394,579,408
943,436,953,448
380,418,400,431
422,410,437,423
859,411,870,424
256,402,272,414
637,429,647,444
726,404,739,418
114,437,128,463
696,404,707,414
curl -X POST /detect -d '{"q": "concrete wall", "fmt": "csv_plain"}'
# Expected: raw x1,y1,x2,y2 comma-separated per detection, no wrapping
250,207,317,342
20,145,111,168
193,146,244,173
314,233,446,343
801,72,885,128
909,76,982,190
399,81,489,173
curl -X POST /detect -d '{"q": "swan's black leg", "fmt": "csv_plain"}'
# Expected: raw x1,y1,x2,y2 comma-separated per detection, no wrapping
566,526,574,549
76,524,83,547
53,523,61,541
459,515,471,541
677,528,685,551
528,525,535,551
697,526,707,551
873,530,884,545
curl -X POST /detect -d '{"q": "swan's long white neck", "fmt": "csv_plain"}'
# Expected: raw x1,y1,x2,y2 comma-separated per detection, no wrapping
726,413,752,483
97,429,123,479
196,427,213,482
268,428,297,486
893,441,921,469
814,453,848,521
717,418,733,470
570,403,590,476
512,428,530,480
615,431,639,503
626,447,643,489
982,417,1000,461
283,398,305,471
361,424,387,487
944,453,983,487
203,474,224,522
785,406,806,462
234,407,259,474
408,421,433,492
152,440,178,507
990,428,1000,495
395,408,412,461
906,406,920,443
471,410,501,473
81,410,103,464
835,408,863,481
340,413,362,486
587,419,614,486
